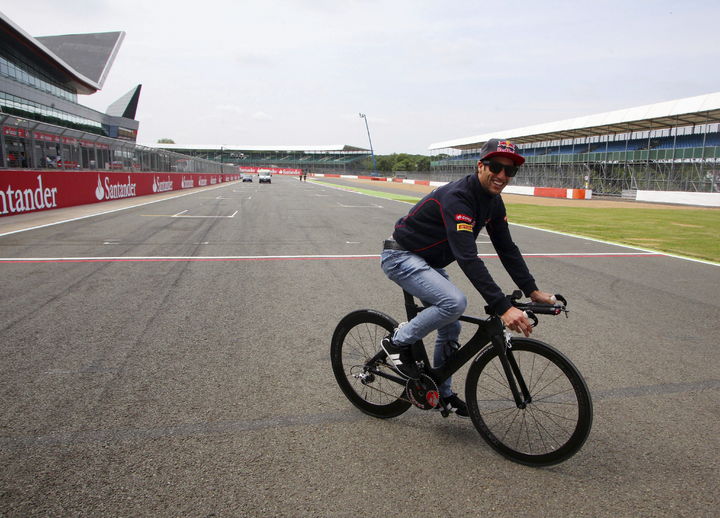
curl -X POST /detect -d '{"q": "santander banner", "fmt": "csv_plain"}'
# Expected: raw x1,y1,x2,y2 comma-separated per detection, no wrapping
238,166,302,175
0,170,241,218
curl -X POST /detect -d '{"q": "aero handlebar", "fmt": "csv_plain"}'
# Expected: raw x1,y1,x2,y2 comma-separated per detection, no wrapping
510,290,568,327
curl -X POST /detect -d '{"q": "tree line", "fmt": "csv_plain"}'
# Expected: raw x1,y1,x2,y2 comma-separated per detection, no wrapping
358,153,449,173
155,139,448,173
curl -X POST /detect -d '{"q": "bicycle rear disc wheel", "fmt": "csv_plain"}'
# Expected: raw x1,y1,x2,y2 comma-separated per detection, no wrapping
466,338,592,466
331,310,411,418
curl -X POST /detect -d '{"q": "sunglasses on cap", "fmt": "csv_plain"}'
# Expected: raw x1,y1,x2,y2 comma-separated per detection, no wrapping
482,160,518,178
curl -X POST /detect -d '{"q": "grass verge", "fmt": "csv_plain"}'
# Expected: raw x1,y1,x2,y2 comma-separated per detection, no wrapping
311,179,719,263
310,180,421,203
507,204,719,263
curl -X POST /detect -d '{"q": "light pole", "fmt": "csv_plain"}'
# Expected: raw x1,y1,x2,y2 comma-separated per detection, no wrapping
359,113,378,176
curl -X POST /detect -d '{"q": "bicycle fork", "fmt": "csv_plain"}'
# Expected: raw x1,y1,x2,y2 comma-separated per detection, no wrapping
492,332,532,409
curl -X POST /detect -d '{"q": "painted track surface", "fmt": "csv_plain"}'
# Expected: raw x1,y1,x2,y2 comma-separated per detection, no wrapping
1,176,719,517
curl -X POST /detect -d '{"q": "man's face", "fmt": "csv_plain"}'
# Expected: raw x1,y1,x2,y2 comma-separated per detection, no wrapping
477,156,515,195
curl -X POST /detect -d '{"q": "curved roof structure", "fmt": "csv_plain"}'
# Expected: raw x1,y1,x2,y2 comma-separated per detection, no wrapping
429,92,720,151
106,84,142,119
149,144,370,153
0,10,124,94
36,31,125,90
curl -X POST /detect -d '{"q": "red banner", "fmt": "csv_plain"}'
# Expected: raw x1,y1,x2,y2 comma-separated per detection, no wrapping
0,170,241,217
3,126,111,149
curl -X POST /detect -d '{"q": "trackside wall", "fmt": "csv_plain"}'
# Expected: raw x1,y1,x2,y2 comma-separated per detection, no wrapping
0,169,240,217
313,174,593,200
635,190,720,207
314,173,720,206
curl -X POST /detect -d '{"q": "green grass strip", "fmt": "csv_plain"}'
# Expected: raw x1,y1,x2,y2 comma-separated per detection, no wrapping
311,179,421,203
507,204,719,263
311,179,719,263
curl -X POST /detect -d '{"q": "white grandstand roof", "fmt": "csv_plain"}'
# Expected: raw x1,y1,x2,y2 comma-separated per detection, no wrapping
147,144,370,153
429,91,720,151
0,10,114,94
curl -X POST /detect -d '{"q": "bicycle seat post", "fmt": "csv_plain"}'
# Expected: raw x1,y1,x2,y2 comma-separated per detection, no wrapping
402,290,420,320
401,290,430,372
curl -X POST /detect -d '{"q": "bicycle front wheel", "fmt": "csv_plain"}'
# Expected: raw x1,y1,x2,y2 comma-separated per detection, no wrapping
465,338,593,466
331,310,411,418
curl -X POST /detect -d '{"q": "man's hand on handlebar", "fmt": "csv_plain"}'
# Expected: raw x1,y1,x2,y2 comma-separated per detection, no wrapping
501,306,533,337
503,290,560,335
497,290,568,335
529,290,557,305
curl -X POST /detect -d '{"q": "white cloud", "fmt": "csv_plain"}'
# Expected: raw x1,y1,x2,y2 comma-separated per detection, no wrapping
251,111,273,121
216,105,245,115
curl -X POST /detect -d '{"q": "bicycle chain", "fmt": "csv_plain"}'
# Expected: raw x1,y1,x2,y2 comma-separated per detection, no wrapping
351,364,414,404
351,365,440,410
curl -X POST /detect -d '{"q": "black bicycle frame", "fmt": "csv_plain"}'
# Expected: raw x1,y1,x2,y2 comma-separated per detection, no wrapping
400,290,532,408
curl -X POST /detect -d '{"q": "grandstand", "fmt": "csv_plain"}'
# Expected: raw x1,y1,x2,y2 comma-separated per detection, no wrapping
0,11,139,142
151,144,372,174
429,92,720,196
0,6,369,177
0,12,236,174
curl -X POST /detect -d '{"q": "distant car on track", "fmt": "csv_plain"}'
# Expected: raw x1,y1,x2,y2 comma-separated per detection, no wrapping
241,173,253,182
258,171,272,184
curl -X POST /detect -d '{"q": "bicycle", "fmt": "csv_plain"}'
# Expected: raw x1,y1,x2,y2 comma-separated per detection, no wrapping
330,289,593,466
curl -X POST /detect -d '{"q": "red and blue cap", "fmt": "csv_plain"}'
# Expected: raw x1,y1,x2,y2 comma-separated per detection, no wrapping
478,138,525,166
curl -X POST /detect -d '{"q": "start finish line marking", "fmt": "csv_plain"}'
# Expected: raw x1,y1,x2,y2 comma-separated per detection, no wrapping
0,252,662,264
141,209,239,218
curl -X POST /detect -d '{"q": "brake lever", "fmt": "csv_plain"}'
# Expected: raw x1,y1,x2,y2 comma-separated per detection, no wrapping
554,294,569,318
523,310,539,327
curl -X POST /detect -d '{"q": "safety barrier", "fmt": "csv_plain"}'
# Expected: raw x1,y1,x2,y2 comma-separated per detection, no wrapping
312,174,592,200
0,169,240,217
635,190,720,207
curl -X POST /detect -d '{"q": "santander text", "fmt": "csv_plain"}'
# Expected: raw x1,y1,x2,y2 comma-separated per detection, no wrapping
0,175,58,215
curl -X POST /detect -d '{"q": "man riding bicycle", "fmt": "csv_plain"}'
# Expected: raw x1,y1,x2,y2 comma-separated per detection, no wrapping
381,138,556,417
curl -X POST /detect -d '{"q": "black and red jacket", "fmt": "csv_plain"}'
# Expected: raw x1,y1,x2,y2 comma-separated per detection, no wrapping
392,173,538,315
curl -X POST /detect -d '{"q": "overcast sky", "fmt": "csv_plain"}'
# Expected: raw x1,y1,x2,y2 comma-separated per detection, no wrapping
3,1,720,154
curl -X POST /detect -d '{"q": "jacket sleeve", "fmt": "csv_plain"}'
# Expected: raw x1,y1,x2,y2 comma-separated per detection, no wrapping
486,198,538,298
442,194,513,315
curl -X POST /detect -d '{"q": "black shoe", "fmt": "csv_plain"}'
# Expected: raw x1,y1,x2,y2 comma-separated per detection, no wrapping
440,393,469,418
381,335,420,379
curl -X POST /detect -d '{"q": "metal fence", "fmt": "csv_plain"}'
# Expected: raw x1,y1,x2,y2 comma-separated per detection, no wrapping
427,158,720,196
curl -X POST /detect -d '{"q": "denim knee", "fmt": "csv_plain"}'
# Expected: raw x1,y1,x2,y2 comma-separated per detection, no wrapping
439,291,467,319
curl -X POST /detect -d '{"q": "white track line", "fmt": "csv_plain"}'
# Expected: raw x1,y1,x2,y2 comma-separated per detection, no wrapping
0,252,662,263
0,182,237,238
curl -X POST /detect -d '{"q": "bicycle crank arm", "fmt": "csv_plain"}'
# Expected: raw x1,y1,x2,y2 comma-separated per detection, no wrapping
351,373,414,405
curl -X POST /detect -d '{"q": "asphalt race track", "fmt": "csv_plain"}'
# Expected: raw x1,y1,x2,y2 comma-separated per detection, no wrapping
1,175,719,517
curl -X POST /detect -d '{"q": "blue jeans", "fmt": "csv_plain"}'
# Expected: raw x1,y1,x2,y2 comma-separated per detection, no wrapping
381,249,467,397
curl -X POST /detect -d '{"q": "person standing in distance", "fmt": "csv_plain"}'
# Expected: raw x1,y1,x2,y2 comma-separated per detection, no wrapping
380,138,557,417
